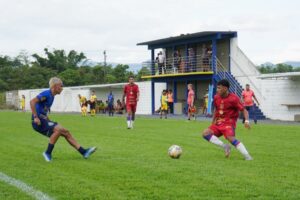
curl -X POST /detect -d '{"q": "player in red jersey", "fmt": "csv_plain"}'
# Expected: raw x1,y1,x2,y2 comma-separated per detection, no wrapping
202,79,253,160
122,76,140,129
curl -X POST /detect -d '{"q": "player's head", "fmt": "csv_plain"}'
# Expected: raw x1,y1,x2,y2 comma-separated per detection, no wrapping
217,79,230,96
187,83,193,90
128,76,134,84
49,77,63,95
78,94,81,98
92,90,95,95
22,95,25,98
245,84,250,90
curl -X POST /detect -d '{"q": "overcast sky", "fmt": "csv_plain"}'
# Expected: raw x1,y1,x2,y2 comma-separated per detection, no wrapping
0,0,299,65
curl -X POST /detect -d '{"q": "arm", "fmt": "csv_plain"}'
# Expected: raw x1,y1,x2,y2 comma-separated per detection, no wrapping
191,94,194,107
253,94,260,106
242,108,251,129
136,91,140,102
212,110,217,125
30,97,41,125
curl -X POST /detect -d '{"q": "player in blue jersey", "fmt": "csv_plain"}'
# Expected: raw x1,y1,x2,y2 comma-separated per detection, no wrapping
30,77,96,162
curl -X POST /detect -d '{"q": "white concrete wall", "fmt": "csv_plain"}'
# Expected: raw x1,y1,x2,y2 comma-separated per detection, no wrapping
17,81,166,115
259,78,300,121
230,37,300,121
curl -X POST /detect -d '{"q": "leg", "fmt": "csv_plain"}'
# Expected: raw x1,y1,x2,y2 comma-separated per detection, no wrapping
251,106,257,124
226,135,252,160
126,105,132,129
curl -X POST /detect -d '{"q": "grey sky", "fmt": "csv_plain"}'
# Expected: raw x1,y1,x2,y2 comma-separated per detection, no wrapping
0,0,299,64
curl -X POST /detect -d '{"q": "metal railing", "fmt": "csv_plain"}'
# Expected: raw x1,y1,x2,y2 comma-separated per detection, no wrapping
140,55,213,77
216,58,243,97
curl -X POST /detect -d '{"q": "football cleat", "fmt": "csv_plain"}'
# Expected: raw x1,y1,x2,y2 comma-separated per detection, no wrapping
43,152,52,162
83,147,97,159
245,154,253,160
224,144,231,158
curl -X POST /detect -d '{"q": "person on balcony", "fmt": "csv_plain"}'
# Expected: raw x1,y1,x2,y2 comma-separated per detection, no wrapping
158,51,165,74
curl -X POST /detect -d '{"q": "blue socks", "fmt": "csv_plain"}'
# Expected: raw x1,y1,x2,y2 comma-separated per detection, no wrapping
203,134,213,141
46,143,54,155
231,139,240,147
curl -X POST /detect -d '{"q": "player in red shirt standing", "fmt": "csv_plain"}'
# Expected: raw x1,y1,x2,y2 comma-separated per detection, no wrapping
202,79,253,160
122,76,140,129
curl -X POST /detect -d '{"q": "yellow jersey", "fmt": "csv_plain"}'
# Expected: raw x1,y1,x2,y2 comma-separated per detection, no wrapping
90,94,97,103
161,95,168,106
21,98,25,107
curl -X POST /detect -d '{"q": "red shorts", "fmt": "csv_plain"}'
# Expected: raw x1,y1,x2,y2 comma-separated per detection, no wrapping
126,104,137,113
208,124,235,139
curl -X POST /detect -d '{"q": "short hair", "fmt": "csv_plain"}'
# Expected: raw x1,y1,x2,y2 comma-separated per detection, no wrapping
217,79,230,88
128,75,134,79
49,77,62,88
188,83,193,89
246,84,250,87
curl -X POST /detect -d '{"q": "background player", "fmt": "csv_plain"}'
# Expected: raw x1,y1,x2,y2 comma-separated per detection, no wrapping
202,79,253,160
78,94,88,116
30,77,96,162
241,84,260,124
90,90,97,116
122,76,139,129
187,83,196,120
160,90,168,119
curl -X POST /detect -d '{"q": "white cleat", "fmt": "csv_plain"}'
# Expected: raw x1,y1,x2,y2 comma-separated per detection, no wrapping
245,154,253,160
224,144,231,158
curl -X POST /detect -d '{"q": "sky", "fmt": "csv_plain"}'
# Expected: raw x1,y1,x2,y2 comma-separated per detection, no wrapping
0,0,299,65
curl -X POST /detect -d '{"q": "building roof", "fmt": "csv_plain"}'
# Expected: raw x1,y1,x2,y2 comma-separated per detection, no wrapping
257,72,300,80
137,31,237,47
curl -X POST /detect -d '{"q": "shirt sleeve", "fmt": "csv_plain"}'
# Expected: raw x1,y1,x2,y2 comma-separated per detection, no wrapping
36,90,49,102
234,96,244,111
123,86,127,94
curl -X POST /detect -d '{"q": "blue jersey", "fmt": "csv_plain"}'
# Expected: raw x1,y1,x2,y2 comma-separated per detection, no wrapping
33,89,54,118
108,94,114,105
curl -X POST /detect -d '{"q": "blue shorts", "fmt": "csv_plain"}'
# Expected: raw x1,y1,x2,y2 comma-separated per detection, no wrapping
32,117,58,137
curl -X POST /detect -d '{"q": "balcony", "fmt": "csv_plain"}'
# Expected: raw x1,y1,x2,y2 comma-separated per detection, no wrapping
140,55,214,79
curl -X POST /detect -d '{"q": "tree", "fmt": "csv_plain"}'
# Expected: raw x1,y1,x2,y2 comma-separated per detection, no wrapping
58,69,81,86
32,48,86,73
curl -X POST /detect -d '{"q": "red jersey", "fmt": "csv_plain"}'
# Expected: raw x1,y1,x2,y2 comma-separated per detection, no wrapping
213,93,244,127
242,89,255,106
124,83,139,105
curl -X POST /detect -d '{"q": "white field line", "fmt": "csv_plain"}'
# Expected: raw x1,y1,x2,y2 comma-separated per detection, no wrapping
0,172,54,200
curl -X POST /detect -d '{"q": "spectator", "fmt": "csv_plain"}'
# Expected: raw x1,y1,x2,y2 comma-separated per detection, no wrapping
158,51,165,74
188,48,196,72
202,89,209,115
107,91,114,116
167,89,174,114
160,90,168,119
116,99,124,114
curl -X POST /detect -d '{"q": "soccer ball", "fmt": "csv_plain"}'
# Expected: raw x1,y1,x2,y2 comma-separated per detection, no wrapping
168,145,182,159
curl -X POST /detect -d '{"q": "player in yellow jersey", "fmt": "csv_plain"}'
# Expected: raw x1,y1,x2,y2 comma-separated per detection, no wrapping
78,94,88,116
160,90,168,119
90,91,97,116
20,95,25,112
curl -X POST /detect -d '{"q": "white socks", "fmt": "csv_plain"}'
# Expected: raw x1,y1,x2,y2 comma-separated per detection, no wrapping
236,142,251,158
127,121,134,128
209,135,225,148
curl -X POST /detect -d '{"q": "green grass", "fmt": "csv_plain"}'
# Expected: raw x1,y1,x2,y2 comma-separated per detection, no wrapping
0,111,300,200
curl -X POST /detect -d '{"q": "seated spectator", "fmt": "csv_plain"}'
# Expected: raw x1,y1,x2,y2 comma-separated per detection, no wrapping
115,99,125,114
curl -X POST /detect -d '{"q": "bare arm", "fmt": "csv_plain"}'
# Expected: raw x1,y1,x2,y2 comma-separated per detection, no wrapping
243,108,251,129
253,94,260,106
30,97,41,125
136,91,140,102
191,94,194,107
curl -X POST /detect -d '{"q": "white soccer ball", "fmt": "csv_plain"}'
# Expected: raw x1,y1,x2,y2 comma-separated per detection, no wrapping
168,145,182,159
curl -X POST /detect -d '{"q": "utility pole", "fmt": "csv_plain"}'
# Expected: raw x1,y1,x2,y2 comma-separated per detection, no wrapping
103,50,107,66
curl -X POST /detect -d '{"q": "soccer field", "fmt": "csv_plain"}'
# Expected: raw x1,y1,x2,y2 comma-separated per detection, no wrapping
0,111,299,200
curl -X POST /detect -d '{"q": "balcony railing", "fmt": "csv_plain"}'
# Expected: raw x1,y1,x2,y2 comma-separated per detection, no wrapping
141,54,213,77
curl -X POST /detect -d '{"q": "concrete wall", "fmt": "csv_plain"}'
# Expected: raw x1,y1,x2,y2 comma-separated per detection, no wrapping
259,77,300,121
